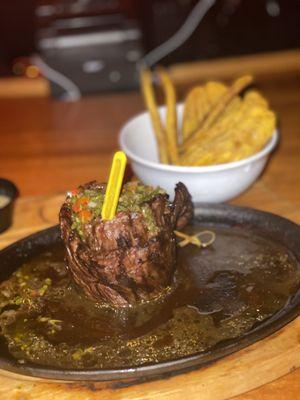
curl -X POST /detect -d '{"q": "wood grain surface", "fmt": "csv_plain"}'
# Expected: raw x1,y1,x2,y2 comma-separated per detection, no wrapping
0,50,299,399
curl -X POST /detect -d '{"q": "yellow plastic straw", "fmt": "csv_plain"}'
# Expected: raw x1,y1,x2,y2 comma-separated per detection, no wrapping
101,151,127,220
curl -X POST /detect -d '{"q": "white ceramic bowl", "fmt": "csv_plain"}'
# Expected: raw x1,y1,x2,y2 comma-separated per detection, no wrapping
119,105,278,203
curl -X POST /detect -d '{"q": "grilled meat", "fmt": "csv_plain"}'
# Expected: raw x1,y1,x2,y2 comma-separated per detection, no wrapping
59,181,193,307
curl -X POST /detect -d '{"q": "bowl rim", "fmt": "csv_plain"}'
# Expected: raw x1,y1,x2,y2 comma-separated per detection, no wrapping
119,108,279,174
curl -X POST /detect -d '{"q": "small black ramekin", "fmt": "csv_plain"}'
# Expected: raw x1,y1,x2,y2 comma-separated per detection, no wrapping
0,178,19,233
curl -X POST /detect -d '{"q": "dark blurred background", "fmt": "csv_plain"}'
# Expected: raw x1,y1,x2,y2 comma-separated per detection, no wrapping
0,0,299,96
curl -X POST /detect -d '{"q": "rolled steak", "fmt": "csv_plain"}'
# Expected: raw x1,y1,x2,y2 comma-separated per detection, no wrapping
59,181,193,307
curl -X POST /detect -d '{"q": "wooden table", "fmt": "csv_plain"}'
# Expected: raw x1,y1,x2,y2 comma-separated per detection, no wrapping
0,50,299,399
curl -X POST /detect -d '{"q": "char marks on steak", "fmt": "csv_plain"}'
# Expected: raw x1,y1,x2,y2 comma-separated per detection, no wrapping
59,182,193,307
171,182,194,231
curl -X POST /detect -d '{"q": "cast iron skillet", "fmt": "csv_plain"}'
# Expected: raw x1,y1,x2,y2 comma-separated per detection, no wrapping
0,203,299,382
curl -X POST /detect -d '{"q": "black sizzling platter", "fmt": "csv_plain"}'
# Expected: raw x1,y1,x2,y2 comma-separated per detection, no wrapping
0,203,299,381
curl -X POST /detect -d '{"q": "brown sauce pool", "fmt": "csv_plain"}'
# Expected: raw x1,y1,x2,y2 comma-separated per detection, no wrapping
0,223,299,369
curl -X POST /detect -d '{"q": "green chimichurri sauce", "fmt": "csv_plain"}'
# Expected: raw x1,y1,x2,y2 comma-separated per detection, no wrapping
68,182,166,237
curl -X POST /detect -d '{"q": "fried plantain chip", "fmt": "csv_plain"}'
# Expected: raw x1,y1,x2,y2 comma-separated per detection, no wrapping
182,86,209,141
200,75,253,130
140,69,169,164
157,68,179,164
204,81,227,103
244,90,269,109
185,105,276,166
182,82,227,144
140,69,275,168
180,98,245,164
181,76,252,154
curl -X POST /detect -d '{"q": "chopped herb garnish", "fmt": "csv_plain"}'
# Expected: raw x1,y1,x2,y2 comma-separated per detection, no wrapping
67,182,166,238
